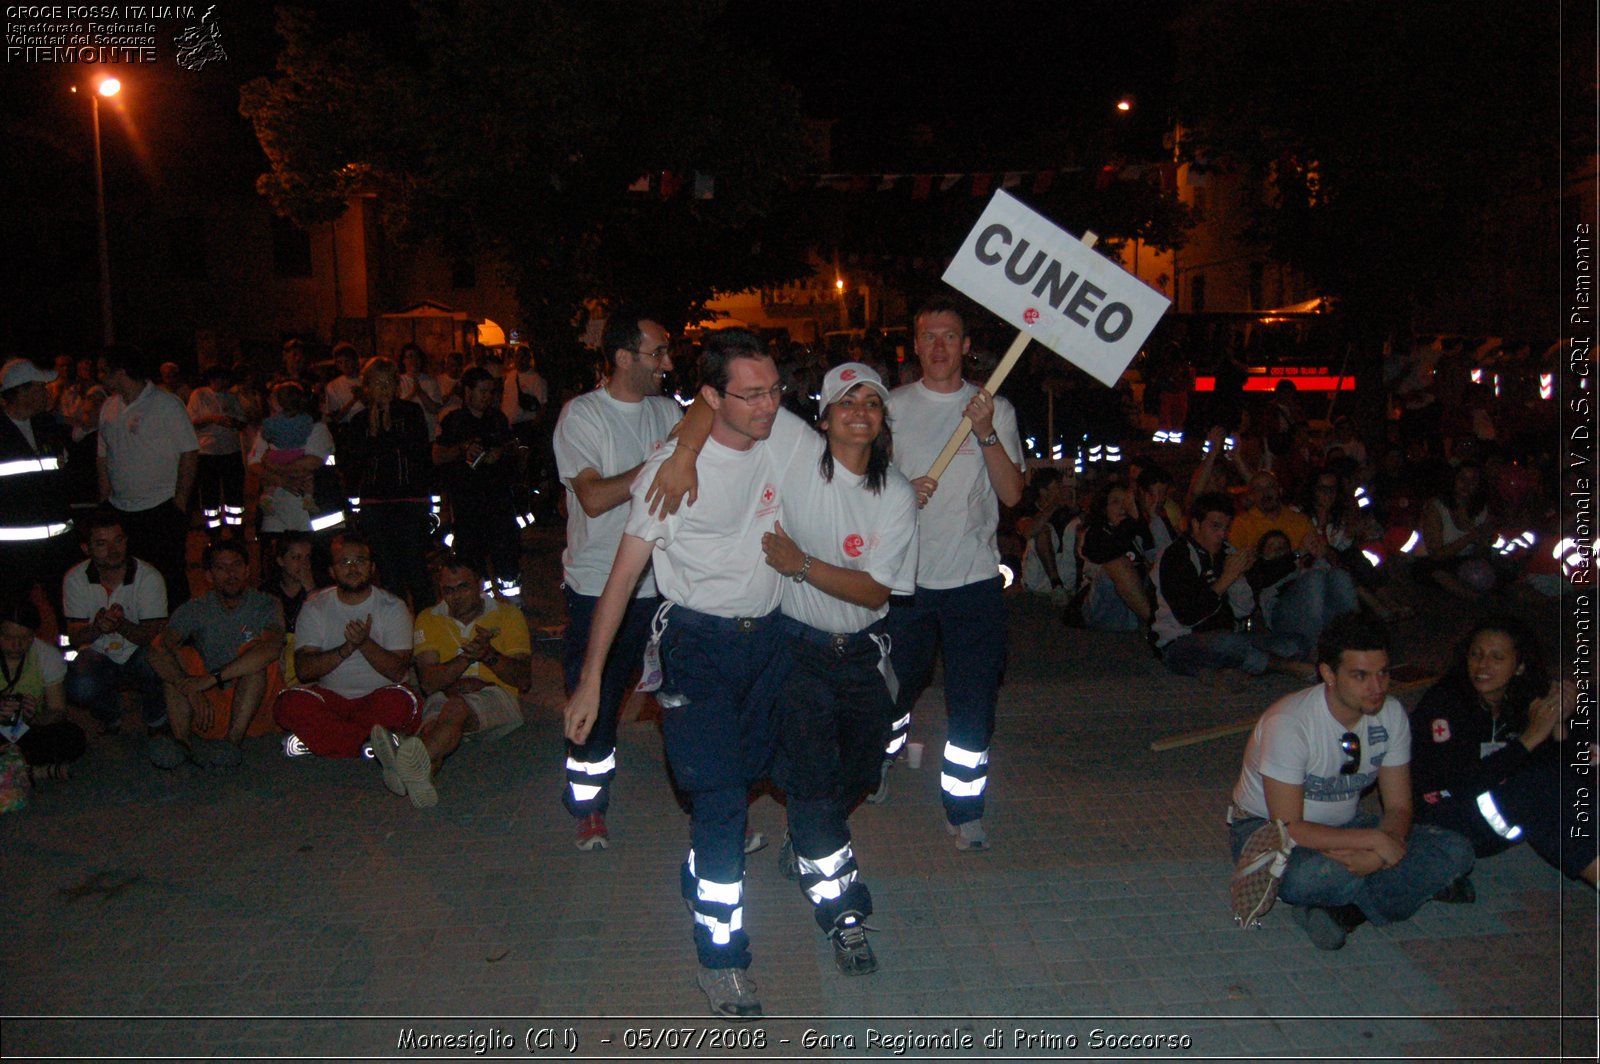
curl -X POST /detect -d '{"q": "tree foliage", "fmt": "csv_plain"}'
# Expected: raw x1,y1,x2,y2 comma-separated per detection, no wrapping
240,0,811,342
1174,0,1569,325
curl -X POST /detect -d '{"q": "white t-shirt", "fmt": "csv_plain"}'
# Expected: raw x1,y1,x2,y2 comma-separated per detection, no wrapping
62,556,169,665
767,409,918,633
293,585,413,699
887,380,1023,589
624,416,808,618
553,389,682,597
248,422,335,533
323,375,359,421
186,386,243,456
1232,684,1411,826
98,382,201,511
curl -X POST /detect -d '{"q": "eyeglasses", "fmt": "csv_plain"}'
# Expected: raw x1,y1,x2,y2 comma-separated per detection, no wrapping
720,384,788,406
627,346,670,360
333,556,371,568
1338,731,1362,775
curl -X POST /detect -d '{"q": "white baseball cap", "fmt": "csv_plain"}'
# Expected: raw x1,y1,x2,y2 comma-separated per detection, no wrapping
819,362,890,410
0,358,57,392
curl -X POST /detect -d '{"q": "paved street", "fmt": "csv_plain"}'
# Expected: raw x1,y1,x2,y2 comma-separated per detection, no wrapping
2,527,1594,1061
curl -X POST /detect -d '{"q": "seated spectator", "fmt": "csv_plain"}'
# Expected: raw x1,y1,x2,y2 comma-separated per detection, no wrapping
1323,416,1368,469
1228,613,1476,950
62,509,167,737
272,531,418,758
1150,492,1316,681
1229,471,1358,654
147,540,285,769
1020,469,1077,603
0,596,87,781
1302,470,1411,620
1410,616,1595,888
265,532,317,686
1415,460,1501,599
1185,425,1251,514
373,556,530,808
1075,482,1152,631
1135,463,1181,565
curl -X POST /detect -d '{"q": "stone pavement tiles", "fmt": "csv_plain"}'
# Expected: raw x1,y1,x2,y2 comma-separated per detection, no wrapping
1,588,1594,1059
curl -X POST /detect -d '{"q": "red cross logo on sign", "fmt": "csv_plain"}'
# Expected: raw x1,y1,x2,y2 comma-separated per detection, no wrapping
1431,719,1451,743
1023,307,1040,325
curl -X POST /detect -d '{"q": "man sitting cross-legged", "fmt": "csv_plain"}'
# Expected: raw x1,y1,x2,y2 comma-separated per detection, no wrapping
372,556,530,808
147,539,285,768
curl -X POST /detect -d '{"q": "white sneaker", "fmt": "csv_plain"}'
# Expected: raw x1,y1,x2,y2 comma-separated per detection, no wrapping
282,734,312,758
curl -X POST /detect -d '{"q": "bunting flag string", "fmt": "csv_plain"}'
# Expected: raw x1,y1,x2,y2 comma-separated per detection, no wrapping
630,162,1180,199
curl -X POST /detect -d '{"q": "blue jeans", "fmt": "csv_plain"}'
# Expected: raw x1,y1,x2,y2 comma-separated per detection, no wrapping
1229,812,1474,926
884,577,1007,826
659,607,791,970
1083,571,1141,631
65,646,166,729
1161,626,1302,676
561,588,659,817
1265,567,1358,657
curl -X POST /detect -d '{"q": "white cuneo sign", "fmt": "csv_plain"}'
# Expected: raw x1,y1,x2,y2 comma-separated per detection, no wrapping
942,189,1172,387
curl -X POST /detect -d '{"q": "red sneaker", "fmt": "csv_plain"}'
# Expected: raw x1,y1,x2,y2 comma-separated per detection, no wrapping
575,812,610,851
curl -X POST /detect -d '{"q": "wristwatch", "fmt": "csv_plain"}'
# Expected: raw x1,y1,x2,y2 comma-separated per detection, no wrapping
977,431,1000,447
792,554,813,584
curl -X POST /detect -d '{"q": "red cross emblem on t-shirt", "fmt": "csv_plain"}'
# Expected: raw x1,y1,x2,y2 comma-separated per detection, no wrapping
1431,719,1450,742
761,486,775,504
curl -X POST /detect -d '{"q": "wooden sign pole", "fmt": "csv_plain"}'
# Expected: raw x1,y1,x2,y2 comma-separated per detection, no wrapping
925,230,1098,482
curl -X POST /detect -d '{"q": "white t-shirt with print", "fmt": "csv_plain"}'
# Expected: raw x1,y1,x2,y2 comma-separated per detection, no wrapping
624,414,808,619
766,409,918,633
553,389,682,597
887,380,1023,590
1232,684,1411,826
98,382,201,511
294,585,413,699
62,557,168,665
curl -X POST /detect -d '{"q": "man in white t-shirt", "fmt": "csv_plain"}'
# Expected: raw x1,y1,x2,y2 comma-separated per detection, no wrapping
882,296,1024,851
62,509,168,736
563,330,798,1022
97,344,200,608
1228,613,1474,950
322,343,363,424
551,308,682,850
661,362,919,977
272,531,419,758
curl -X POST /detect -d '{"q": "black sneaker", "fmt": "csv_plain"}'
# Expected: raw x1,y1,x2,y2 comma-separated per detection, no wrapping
1433,876,1476,904
695,966,762,1021
777,832,799,881
1290,903,1366,951
829,910,877,976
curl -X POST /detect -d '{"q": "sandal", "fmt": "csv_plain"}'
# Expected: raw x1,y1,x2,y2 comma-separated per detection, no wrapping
28,762,71,784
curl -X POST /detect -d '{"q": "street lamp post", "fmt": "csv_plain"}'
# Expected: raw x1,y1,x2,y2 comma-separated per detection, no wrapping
90,76,121,345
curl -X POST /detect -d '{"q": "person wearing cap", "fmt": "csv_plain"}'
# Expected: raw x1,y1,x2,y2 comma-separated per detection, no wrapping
880,295,1024,851
96,344,200,609
0,358,76,619
642,356,918,985
563,329,803,1021
550,307,681,850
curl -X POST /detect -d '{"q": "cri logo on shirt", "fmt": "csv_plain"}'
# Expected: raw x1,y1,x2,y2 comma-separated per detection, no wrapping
840,369,857,381
842,533,864,558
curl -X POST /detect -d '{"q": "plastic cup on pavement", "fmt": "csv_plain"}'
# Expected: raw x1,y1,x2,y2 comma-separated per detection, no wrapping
906,742,924,770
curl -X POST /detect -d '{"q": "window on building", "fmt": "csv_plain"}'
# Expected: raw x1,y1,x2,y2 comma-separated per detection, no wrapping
271,216,313,278
1191,274,1206,314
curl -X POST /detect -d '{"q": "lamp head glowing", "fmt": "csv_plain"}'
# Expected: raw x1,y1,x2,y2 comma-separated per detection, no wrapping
97,77,121,98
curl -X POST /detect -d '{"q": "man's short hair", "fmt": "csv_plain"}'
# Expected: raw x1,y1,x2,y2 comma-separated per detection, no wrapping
100,343,154,382
1136,464,1174,491
1190,491,1235,523
332,342,359,364
698,328,768,393
458,366,496,393
432,552,478,581
602,306,660,366
330,530,372,555
202,538,250,571
80,506,125,542
913,294,968,334
1317,612,1390,671
271,380,310,416
273,531,312,558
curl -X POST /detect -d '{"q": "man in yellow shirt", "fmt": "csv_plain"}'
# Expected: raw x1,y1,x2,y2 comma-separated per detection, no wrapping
1228,472,1357,659
373,557,531,807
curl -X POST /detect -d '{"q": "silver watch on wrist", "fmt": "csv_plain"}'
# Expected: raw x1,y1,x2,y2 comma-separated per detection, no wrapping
791,553,812,583
977,431,1000,447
